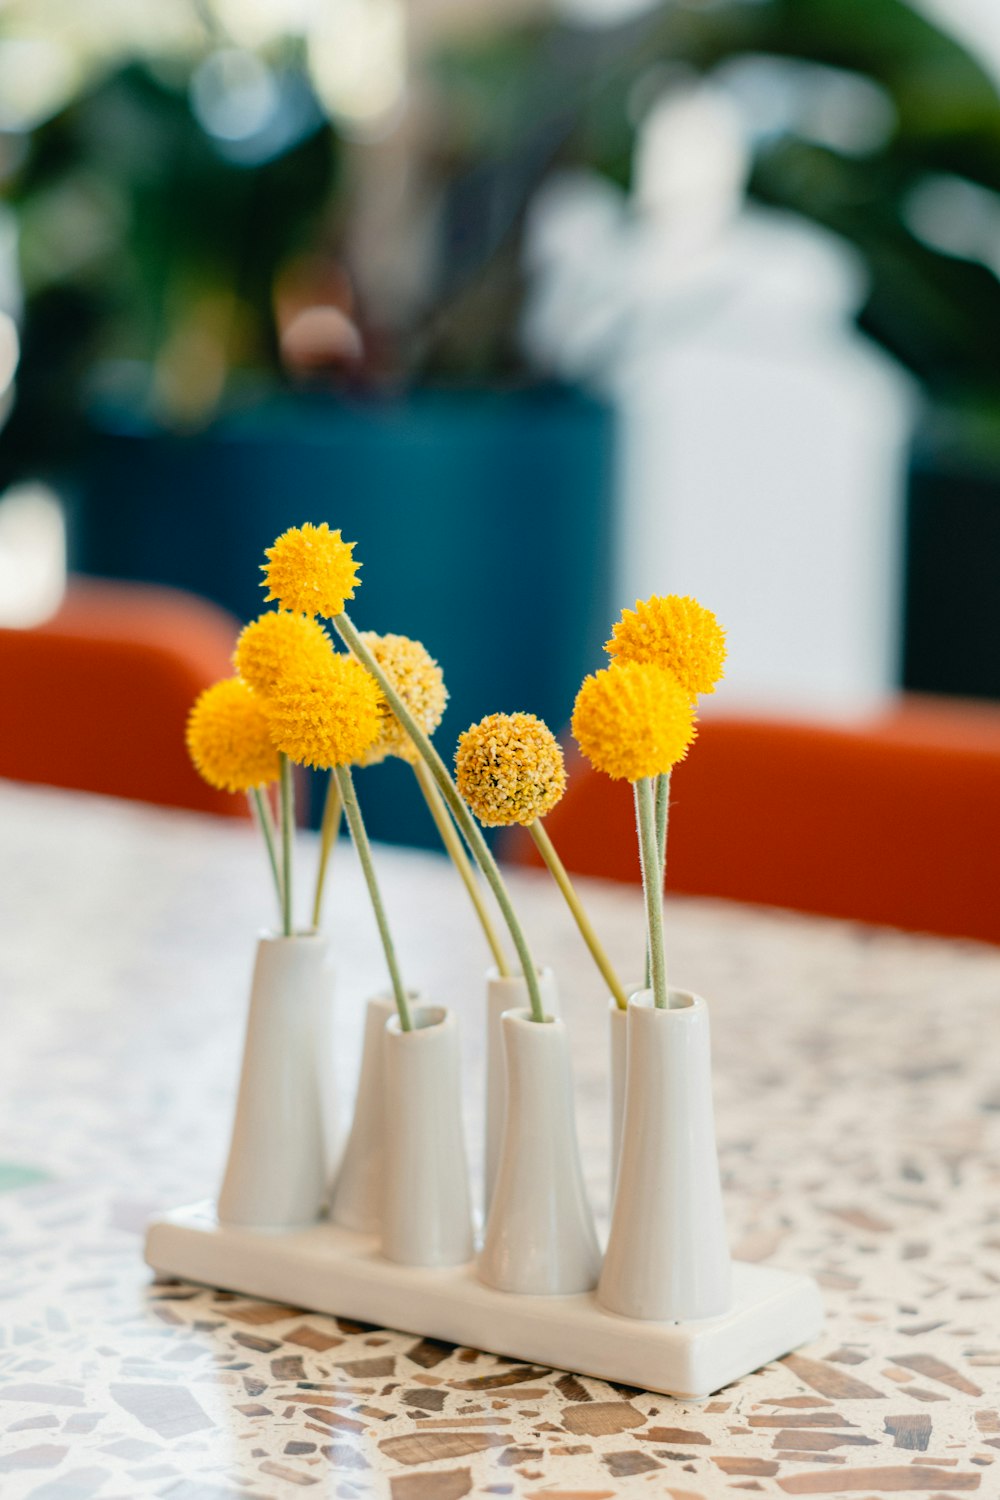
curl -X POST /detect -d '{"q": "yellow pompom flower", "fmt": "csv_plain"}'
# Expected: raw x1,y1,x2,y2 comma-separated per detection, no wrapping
268,653,382,770
572,662,696,782
186,677,280,793
605,594,726,698
234,610,335,698
356,631,448,767
456,712,566,827
261,521,361,617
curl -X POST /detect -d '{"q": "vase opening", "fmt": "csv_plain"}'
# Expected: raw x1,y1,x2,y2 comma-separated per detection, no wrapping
387,1003,447,1036
631,987,698,1013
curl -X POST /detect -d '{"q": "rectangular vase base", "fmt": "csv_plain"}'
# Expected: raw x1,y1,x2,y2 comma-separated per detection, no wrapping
145,1202,823,1400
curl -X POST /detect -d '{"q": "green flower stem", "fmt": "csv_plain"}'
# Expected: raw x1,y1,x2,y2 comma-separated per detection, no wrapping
248,786,283,917
655,772,671,881
645,771,672,988
529,818,628,1011
278,754,295,937
334,764,411,1031
636,777,668,1009
312,772,343,930
413,757,510,977
334,610,546,1023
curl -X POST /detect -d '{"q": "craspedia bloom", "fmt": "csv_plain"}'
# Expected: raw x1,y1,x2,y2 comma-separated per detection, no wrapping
234,610,334,698
605,595,726,698
261,521,361,617
572,662,696,782
268,654,382,770
455,712,567,827
186,677,280,793
356,631,448,767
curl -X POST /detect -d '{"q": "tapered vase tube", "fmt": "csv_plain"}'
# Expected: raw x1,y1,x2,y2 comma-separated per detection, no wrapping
329,993,419,1232
484,966,558,1214
218,932,332,1230
479,1009,600,1294
599,989,732,1322
381,1005,474,1267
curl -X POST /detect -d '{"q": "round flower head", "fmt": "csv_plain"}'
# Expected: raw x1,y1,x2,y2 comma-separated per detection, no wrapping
572,662,696,782
261,521,361,617
456,712,566,827
268,653,382,770
186,677,280,793
234,610,334,698
356,631,448,767
605,595,726,698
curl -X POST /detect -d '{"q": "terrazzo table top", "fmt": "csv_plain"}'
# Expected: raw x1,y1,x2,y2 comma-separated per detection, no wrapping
1,780,999,1500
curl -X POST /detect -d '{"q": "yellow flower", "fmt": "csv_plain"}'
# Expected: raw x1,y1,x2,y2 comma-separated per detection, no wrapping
456,712,566,827
572,662,696,782
186,678,280,793
268,653,382,770
261,521,361,617
234,610,334,698
605,595,726,698
355,631,448,767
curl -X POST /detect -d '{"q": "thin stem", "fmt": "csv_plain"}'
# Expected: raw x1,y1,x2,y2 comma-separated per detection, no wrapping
645,771,671,988
413,758,510,976
655,772,671,886
529,819,627,1010
636,777,667,1008
335,764,411,1031
279,753,294,938
248,786,283,916
334,610,546,1023
312,772,343,930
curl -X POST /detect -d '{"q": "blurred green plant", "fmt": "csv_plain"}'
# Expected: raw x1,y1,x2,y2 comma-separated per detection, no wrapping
0,40,339,479
4,0,1000,486
423,0,1000,402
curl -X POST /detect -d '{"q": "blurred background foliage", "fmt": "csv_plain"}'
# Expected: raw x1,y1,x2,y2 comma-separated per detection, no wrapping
2,0,1000,833
2,0,1000,477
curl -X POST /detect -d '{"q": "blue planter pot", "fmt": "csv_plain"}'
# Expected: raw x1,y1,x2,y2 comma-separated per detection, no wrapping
73,387,616,846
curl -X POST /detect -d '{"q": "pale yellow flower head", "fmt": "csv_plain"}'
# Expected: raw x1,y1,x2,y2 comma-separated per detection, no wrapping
268,653,382,770
605,594,726,698
456,712,566,827
234,610,334,698
261,521,360,617
572,662,696,782
186,677,280,793
356,631,448,767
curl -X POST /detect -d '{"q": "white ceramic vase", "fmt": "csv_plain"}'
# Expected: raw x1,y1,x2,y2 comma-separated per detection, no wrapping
599,988,732,1322
218,931,333,1230
328,993,398,1232
381,1004,474,1267
609,994,628,1199
484,966,558,1213
479,1009,600,1295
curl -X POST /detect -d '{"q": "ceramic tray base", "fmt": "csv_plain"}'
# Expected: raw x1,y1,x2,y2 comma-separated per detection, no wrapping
145,1203,823,1400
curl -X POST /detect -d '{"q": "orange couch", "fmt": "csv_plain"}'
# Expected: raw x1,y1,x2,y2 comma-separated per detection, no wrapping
506,698,1000,945
0,577,245,816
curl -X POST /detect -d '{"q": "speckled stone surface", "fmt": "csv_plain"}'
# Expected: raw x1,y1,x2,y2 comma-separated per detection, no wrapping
1,781,998,1499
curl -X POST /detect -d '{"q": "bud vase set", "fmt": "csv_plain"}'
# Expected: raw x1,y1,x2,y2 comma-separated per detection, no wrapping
217,929,732,1325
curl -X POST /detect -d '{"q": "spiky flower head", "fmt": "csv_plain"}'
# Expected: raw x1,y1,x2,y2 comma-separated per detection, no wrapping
268,653,382,770
234,610,335,698
355,631,448,767
605,595,726,698
261,521,360,617
572,662,696,782
186,677,280,793
456,712,566,827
